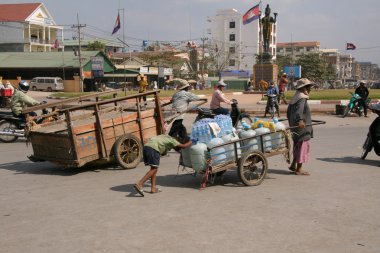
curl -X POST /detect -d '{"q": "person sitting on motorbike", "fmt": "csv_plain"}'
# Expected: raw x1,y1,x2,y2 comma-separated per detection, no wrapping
169,79,201,141
210,80,232,115
264,81,280,117
355,81,369,117
11,81,41,119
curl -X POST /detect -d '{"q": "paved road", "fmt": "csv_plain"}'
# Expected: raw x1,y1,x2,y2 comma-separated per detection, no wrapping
1,113,379,253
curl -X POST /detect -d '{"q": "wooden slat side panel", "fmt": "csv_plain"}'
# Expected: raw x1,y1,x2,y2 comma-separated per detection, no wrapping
71,109,156,135
30,134,75,160
75,132,101,159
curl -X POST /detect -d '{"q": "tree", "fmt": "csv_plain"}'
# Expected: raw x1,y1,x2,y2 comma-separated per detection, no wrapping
138,51,185,77
206,43,232,78
87,41,106,52
295,53,325,84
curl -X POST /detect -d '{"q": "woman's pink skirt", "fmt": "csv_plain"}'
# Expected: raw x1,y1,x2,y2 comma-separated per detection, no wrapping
293,140,310,164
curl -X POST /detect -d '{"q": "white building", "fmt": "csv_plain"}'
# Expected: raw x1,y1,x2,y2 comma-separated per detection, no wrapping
0,3,63,52
208,8,277,73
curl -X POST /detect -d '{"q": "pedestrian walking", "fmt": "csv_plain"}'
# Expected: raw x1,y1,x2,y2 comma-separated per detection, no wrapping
137,73,148,109
133,134,192,196
287,78,315,176
278,73,288,104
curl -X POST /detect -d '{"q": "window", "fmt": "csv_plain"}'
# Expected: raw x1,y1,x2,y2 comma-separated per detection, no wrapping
229,59,235,66
229,34,235,41
229,47,235,54
229,21,235,28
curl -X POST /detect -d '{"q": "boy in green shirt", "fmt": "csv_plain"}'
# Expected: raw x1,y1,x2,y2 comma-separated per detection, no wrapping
134,134,192,196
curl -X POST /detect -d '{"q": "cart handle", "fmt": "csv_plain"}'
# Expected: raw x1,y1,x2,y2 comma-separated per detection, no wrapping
286,119,326,130
163,99,208,125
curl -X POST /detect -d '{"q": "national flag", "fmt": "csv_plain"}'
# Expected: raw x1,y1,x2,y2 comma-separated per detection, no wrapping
346,43,356,50
112,13,121,35
243,3,260,25
52,39,59,49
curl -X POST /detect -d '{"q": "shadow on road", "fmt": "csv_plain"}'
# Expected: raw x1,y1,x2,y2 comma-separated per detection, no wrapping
111,168,291,196
0,159,122,176
317,156,380,167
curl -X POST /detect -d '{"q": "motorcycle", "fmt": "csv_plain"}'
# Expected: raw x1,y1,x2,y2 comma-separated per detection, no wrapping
264,94,279,119
0,111,25,143
0,107,51,143
361,104,380,160
342,92,371,118
195,99,252,128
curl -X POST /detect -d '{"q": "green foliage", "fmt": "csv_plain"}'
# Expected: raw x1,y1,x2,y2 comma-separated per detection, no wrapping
87,41,106,52
295,53,323,83
295,53,336,84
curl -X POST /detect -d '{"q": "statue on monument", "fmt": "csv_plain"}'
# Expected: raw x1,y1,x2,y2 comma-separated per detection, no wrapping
259,4,277,54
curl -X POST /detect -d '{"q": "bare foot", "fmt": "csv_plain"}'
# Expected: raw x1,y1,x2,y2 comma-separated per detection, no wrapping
295,170,310,176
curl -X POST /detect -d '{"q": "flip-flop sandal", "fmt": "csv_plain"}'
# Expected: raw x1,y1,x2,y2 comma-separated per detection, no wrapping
133,184,145,197
295,171,310,176
149,188,162,194
288,166,296,172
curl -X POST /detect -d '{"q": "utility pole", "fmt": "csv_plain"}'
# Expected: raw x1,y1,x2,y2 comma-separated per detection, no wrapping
72,13,86,92
201,37,208,83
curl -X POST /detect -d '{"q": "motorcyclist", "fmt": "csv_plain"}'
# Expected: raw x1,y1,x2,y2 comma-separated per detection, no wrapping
11,81,40,119
264,81,280,117
210,80,232,115
355,81,369,117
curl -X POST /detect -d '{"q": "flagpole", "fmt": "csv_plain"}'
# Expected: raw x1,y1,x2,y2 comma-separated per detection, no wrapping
122,8,126,86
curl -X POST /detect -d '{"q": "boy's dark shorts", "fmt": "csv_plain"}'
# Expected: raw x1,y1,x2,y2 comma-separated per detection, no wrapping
143,146,160,168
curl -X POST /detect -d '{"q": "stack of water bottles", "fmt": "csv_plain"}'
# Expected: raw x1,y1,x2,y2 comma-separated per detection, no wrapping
214,115,233,137
185,115,236,169
191,118,215,143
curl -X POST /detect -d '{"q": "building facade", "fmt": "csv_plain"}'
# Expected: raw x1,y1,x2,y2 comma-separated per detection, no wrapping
208,9,266,72
276,41,320,61
0,3,63,53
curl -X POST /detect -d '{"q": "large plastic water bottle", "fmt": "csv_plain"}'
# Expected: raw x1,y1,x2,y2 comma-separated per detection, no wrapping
181,146,192,167
222,131,241,160
239,129,258,153
207,138,226,165
271,118,286,149
255,123,272,152
190,142,208,171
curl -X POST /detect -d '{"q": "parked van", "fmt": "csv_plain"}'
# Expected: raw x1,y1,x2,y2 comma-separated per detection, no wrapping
30,77,64,92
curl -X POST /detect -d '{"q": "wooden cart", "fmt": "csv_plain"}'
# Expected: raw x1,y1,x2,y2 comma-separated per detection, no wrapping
200,129,291,188
23,90,165,169
189,120,326,188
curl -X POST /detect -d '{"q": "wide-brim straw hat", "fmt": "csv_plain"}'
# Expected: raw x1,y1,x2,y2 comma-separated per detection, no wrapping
295,78,315,90
174,78,190,90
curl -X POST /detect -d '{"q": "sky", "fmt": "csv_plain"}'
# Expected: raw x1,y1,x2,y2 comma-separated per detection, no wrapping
3,0,380,65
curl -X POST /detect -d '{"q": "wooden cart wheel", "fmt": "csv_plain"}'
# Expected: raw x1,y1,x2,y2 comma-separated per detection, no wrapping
113,134,142,169
238,151,268,186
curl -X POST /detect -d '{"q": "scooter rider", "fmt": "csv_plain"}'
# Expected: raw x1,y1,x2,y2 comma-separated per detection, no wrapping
11,81,40,118
169,79,201,141
210,80,232,115
264,81,280,117
355,81,369,117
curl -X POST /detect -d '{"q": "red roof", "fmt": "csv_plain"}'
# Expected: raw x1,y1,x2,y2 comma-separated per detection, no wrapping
0,3,41,22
